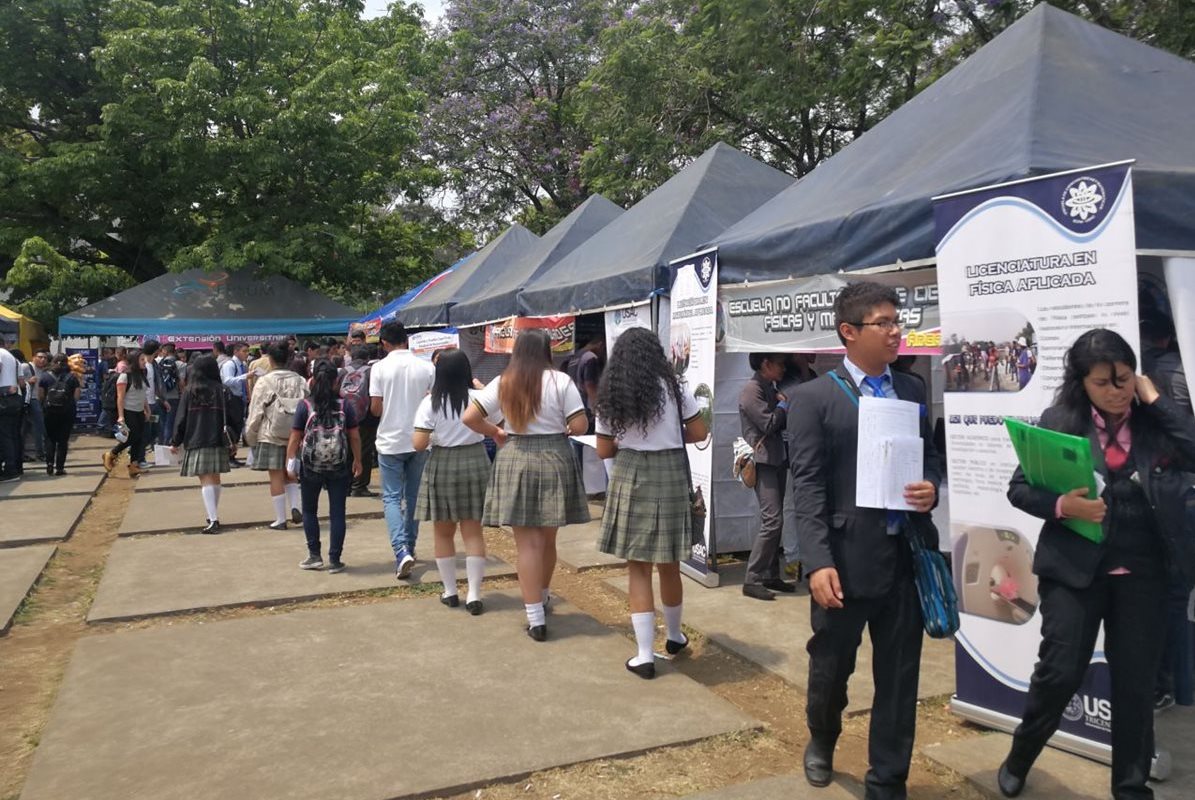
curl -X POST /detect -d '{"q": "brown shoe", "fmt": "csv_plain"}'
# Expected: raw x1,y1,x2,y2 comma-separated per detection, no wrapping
127,463,141,478
102,451,116,471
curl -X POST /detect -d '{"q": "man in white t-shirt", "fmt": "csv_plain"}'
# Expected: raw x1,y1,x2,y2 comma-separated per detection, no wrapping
370,321,435,578
0,346,22,480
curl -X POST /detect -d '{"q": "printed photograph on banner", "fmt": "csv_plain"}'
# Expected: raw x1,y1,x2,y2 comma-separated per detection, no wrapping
934,161,1137,747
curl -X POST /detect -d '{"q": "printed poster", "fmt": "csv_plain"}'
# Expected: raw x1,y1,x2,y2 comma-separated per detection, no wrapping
934,162,1138,751
484,316,575,355
669,249,718,577
604,304,652,347
409,330,460,361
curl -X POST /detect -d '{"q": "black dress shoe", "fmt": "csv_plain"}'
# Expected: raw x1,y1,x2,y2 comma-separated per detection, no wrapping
665,634,689,656
762,579,798,593
742,583,776,601
526,624,547,642
626,658,656,679
466,600,484,616
997,760,1025,797
440,594,460,608
268,521,288,531
803,736,835,787
201,520,220,535
290,507,302,524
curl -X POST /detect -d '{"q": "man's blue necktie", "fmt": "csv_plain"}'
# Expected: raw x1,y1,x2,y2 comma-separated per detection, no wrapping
861,375,902,535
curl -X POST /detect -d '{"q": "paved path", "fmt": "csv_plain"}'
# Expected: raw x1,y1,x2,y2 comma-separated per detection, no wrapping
607,563,955,713
118,482,384,535
130,464,270,492
554,501,623,571
0,545,56,634
0,469,105,499
89,519,516,622
923,707,1195,798
21,592,758,800
0,494,93,547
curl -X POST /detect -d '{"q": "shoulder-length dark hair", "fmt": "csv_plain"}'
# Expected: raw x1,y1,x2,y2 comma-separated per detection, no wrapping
49,354,71,375
124,349,146,390
430,348,473,419
499,329,553,433
187,354,222,406
595,328,682,439
1053,328,1137,435
309,357,340,421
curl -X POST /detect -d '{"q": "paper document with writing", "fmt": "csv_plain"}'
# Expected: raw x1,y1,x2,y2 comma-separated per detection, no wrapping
856,395,923,510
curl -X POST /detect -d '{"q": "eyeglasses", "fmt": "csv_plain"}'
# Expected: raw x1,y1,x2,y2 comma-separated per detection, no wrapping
849,319,903,332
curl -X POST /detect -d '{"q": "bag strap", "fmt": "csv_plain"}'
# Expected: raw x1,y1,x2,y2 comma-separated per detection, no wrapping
827,370,860,408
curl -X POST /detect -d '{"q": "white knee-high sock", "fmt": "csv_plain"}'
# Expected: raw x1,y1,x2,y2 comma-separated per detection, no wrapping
271,494,287,524
663,603,685,644
630,611,656,667
465,556,486,603
284,482,301,512
213,484,222,505
525,602,545,628
201,485,219,521
436,557,458,597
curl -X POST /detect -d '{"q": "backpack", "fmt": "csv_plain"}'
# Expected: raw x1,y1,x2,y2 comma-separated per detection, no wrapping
101,371,119,411
44,375,71,410
300,399,348,473
263,379,306,443
158,357,180,395
339,364,371,422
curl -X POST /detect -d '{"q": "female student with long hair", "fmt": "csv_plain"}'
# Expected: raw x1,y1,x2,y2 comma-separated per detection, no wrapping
103,349,151,477
594,328,708,678
285,358,361,572
170,355,237,534
463,329,589,641
413,348,498,614
38,354,81,475
245,342,309,530
998,329,1195,799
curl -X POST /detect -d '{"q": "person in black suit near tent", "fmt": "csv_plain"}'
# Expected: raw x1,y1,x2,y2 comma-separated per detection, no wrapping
788,281,941,799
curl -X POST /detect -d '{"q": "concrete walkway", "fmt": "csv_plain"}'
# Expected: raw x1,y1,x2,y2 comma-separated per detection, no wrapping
923,707,1195,798
0,545,56,634
0,469,105,499
118,483,384,536
606,563,955,713
0,494,93,547
89,519,516,622
130,464,270,492
21,592,758,800
554,501,623,571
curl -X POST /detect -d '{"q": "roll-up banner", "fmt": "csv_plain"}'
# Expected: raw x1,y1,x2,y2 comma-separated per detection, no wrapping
720,270,941,354
66,347,101,426
669,249,719,582
604,304,652,346
934,162,1137,759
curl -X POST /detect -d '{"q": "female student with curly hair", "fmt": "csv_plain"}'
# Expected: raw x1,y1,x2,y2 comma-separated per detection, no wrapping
413,349,500,615
998,329,1195,799
463,329,590,641
593,328,708,678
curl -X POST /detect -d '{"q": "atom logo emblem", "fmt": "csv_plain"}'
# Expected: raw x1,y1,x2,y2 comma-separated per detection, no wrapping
1061,178,1105,223
1063,694,1085,722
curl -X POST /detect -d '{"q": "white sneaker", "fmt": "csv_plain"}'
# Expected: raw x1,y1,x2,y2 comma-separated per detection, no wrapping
396,552,415,579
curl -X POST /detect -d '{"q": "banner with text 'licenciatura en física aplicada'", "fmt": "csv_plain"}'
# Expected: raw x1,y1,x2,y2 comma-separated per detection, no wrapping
934,162,1138,758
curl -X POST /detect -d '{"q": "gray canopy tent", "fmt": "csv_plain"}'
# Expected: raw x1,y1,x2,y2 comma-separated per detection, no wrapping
518,142,795,317
449,195,624,328
713,3,1195,282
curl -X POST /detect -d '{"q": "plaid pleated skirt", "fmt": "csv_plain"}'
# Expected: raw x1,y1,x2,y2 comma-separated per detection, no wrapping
598,447,691,563
179,446,230,477
482,434,591,528
251,442,287,471
416,442,491,522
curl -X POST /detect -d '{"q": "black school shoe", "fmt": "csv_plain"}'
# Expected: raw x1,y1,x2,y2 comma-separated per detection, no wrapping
665,633,689,656
762,579,798,593
201,520,220,535
803,735,836,788
625,658,656,680
441,594,460,608
996,760,1026,797
466,600,483,616
526,624,547,642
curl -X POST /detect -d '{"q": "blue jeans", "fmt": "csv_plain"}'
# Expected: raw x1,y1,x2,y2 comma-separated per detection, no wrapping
379,450,429,558
159,399,177,447
301,470,351,561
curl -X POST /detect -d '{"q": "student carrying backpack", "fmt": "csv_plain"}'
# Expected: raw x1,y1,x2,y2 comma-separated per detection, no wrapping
159,356,180,395
101,370,119,412
339,361,372,423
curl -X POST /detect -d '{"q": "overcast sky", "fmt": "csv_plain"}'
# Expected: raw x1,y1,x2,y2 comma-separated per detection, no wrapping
364,0,446,22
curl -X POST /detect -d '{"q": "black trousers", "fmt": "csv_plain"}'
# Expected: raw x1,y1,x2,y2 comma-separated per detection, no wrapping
351,421,378,493
806,559,923,800
0,394,22,477
226,395,245,442
111,410,146,464
43,410,74,472
1008,574,1166,799
745,462,786,585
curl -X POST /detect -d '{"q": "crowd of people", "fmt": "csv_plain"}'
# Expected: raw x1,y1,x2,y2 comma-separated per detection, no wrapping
944,338,1037,392
0,347,84,480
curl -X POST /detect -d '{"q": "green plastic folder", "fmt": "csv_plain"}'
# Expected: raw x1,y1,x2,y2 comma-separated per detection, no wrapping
1005,418,1104,543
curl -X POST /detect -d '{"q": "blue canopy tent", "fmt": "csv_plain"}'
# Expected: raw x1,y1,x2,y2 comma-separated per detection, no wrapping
713,3,1195,283
353,257,470,334
402,225,540,328
59,268,360,336
518,142,795,317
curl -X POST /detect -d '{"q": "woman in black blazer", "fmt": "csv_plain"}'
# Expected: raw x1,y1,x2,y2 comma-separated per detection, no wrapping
999,328,1195,799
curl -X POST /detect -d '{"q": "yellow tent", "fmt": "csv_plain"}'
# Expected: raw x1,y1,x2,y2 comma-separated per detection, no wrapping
0,304,49,357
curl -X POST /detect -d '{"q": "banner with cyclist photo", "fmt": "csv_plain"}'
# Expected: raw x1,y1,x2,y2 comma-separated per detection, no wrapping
934,162,1138,755
668,249,718,579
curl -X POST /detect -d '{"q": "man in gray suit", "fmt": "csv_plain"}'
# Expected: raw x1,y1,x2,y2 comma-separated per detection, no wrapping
739,352,797,600
788,282,941,799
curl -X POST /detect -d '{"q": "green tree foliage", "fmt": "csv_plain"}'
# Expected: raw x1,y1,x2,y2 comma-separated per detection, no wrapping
0,0,468,329
5,237,136,330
